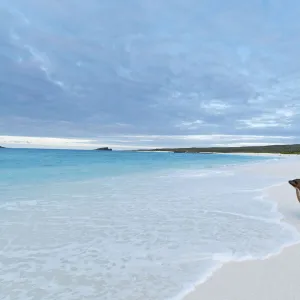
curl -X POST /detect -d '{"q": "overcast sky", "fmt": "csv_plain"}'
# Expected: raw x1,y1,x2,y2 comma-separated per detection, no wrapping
1,0,300,149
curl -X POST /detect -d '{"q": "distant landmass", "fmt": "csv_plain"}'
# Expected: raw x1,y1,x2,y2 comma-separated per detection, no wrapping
0,146,5,148
136,144,300,154
94,147,112,151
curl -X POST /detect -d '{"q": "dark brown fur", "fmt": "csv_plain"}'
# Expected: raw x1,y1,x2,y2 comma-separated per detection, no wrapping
289,179,300,203
289,179,300,188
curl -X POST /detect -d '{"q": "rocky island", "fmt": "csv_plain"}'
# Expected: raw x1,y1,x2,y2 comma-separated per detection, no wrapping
94,147,112,151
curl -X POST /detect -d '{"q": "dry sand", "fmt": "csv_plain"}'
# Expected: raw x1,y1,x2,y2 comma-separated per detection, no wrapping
184,156,300,300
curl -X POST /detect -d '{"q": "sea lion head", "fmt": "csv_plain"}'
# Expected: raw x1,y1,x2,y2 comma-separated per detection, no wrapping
289,179,300,188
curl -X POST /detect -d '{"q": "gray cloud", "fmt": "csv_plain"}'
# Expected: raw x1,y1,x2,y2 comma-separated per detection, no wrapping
0,134,295,150
1,0,300,145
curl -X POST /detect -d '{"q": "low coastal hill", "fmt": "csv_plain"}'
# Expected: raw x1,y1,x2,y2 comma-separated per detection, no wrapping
136,144,300,154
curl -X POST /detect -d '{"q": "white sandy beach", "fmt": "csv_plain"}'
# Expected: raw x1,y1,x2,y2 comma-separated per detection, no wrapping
184,156,300,300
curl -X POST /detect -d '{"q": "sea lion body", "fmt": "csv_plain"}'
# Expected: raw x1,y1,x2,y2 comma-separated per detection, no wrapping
289,179,300,203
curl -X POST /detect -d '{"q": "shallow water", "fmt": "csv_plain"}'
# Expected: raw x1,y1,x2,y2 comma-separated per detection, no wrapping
0,149,298,300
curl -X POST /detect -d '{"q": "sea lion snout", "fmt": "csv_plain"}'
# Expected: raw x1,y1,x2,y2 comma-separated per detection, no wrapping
289,179,300,188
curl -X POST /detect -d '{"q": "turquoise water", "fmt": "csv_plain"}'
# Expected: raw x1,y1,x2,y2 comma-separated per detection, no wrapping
0,148,268,185
0,149,298,300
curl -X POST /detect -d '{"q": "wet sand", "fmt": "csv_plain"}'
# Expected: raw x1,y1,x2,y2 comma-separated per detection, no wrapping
184,156,300,300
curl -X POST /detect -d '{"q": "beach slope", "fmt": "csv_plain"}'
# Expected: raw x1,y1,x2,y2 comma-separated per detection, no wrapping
184,157,300,300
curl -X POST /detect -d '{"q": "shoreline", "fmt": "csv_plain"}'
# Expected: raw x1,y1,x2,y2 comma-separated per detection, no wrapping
182,157,300,300
217,152,300,159
217,152,286,157
136,150,296,157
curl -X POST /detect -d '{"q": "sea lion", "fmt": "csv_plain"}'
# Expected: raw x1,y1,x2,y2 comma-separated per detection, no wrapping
288,179,300,203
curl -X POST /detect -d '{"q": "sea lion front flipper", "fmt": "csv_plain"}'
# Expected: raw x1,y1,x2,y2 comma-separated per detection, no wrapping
296,188,300,203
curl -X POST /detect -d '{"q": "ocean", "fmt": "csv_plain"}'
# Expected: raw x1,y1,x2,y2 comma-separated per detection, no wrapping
0,149,299,300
